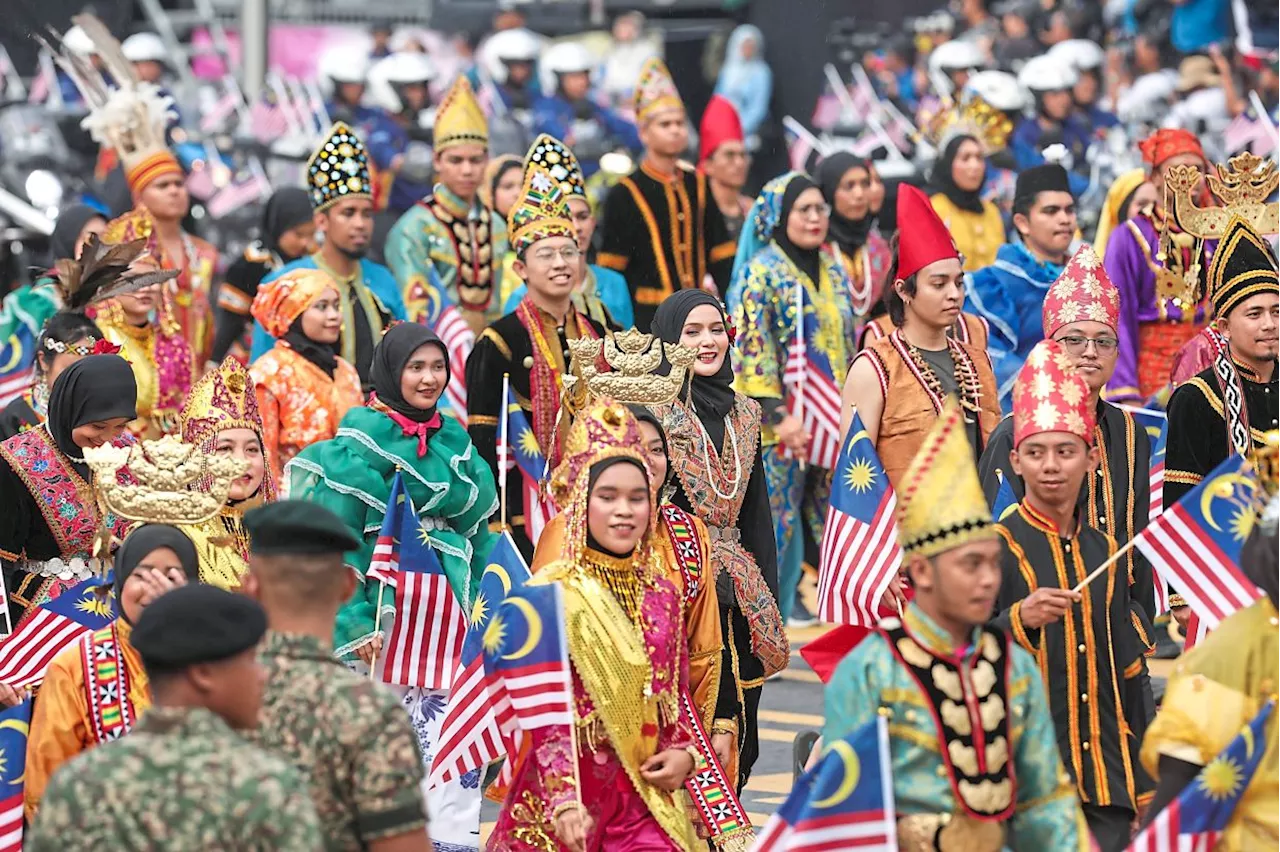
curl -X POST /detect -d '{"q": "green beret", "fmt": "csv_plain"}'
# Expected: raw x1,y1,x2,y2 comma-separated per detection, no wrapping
132,585,267,671
243,500,361,555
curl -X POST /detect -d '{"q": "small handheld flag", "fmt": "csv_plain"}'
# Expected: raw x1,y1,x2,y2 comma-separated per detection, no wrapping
0,575,116,689
0,699,30,852
500,386,555,541
482,582,573,732
1147,419,1169,614
781,281,843,471
991,474,1018,521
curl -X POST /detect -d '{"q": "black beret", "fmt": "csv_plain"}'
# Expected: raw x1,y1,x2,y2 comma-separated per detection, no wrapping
1015,164,1072,205
243,500,361,555
132,585,267,670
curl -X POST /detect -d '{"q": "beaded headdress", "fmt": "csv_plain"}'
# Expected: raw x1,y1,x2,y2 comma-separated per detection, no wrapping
434,76,489,152
896,399,994,558
633,57,684,124
179,357,278,502
507,161,577,257
1012,340,1094,447
1042,244,1121,337
525,134,587,199
307,122,373,212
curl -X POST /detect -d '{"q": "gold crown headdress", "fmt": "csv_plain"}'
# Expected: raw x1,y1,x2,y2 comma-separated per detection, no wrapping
179,357,278,502
84,436,249,526
923,94,1014,155
565,330,695,407
435,76,489,151
633,57,684,124
549,398,655,524
507,162,577,256
1167,152,1280,240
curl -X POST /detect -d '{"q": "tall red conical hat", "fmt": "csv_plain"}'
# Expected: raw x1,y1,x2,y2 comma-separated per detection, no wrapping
698,95,745,165
896,184,960,279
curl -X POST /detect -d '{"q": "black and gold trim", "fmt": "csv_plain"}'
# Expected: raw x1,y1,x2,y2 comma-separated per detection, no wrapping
1206,215,1279,319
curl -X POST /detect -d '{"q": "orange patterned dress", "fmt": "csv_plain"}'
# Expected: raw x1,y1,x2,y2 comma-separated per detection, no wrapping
249,343,363,478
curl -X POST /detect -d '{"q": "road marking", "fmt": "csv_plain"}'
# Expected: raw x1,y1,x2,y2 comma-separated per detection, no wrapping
758,709,824,726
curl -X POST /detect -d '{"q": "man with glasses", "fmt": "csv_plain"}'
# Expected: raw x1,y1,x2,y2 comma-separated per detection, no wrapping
466,156,606,559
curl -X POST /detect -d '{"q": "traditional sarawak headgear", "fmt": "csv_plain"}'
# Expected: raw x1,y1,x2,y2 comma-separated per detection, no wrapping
44,15,183,196
179,357,278,502
922,93,1015,156
525,134,587,199
1042,244,1121,337
895,184,961,280
633,57,684,124
1011,340,1095,448
49,232,178,313
1138,128,1205,170
434,76,489,152
307,122,373,212
250,268,336,339
506,161,577,257
1204,216,1279,318
698,94,745,165
896,399,993,558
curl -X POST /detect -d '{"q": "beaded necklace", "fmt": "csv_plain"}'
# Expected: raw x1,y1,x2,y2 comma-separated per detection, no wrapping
890,328,983,423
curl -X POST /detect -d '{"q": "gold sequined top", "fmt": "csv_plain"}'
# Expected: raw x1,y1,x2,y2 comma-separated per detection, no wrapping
179,507,249,590
579,547,654,627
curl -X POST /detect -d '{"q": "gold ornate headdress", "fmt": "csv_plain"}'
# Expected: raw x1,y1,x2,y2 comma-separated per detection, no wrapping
434,76,489,151
633,57,684,124
1166,152,1280,240
307,122,373,212
507,161,577,256
565,330,694,407
84,436,248,526
548,398,655,522
179,357,278,502
923,94,1014,155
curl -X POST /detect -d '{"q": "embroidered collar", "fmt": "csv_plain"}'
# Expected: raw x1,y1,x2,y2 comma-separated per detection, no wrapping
902,602,982,659
261,630,338,664
1019,499,1081,538
1229,354,1275,385
432,183,481,220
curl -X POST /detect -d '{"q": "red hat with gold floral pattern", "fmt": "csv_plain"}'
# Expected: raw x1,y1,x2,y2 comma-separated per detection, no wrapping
1012,340,1095,448
1041,244,1121,337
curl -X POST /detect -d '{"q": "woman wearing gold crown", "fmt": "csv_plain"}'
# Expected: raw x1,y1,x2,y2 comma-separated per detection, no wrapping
178,357,278,589
287,322,497,851
0,355,139,622
490,400,701,852
23,523,199,819
647,290,788,793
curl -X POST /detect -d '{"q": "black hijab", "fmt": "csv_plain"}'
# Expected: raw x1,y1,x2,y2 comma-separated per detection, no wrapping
46,355,138,477
651,290,735,444
585,456,650,558
772,175,823,285
262,188,314,260
113,524,200,623
371,323,450,423
817,153,875,256
50,205,106,261
282,315,339,379
930,135,987,214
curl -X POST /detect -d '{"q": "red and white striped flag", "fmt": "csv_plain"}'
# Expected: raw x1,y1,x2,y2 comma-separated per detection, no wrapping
483,582,573,731
782,283,843,471
433,302,474,419
0,366,32,407
0,576,116,688
0,698,30,852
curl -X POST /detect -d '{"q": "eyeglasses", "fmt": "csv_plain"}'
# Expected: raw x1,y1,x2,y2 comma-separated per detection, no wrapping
529,246,583,263
1055,334,1119,354
793,202,831,219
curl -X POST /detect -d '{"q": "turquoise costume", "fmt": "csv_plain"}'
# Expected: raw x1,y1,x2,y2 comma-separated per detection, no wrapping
824,604,1087,850
726,172,856,621
0,280,60,400
963,242,1065,410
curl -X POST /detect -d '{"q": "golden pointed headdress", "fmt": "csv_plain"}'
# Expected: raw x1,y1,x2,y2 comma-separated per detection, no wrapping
1166,152,1279,241
549,398,655,532
526,134,587,199
178,357,278,502
923,94,1015,155
434,76,489,151
84,435,249,526
507,161,577,256
633,57,684,124
565,329,694,407
307,122,373,212
896,399,994,558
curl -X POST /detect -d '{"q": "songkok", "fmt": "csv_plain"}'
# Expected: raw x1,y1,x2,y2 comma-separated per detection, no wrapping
634,57,684,124
507,160,577,257
698,95,744,165
1205,216,1280,318
132,584,267,671
895,184,961,280
434,76,488,152
896,399,994,558
1012,340,1094,448
1014,164,1072,207
244,500,360,555
251,268,336,339
1138,128,1205,170
526,134,587,199
307,122,373,212
1042,245,1120,337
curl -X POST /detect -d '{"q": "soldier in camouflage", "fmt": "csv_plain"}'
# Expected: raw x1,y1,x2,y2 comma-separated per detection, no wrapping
28,584,322,851
242,500,431,852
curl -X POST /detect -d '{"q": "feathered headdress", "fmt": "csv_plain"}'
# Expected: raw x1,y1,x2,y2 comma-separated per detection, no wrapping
39,14,182,196
51,233,178,313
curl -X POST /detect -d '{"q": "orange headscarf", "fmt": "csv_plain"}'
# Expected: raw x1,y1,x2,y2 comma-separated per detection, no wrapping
250,268,336,338
1138,129,1205,169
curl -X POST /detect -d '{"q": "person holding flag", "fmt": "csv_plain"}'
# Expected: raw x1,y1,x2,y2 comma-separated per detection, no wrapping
840,184,1001,493
991,340,1155,850
466,152,606,560
823,401,1086,851
649,290,787,792
726,171,856,629
489,399,700,852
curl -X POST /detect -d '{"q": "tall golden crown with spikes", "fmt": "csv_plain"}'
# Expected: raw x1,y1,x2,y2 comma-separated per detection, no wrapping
84,436,248,526
923,94,1015,155
566,330,695,406
179,357,264,449
1167,152,1280,239
434,76,489,151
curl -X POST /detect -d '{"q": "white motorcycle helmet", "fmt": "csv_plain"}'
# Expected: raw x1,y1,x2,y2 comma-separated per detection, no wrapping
61,25,95,57
368,52,435,114
121,32,167,64
1017,53,1078,93
928,40,987,76
540,41,595,96
317,47,371,97
965,70,1027,113
1048,39,1105,74
481,28,543,85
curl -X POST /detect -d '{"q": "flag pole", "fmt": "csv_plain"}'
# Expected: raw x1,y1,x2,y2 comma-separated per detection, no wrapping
368,581,386,682
500,372,511,532
1070,536,1140,593
794,279,807,473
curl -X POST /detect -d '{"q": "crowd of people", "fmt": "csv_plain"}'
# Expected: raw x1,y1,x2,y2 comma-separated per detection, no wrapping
0,4,1274,852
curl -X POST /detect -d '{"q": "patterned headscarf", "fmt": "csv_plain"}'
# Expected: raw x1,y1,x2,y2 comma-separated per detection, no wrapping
251,268,336,339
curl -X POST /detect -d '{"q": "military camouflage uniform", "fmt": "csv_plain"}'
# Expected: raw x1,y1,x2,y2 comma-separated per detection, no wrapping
248,631,428,851
27,705,321,851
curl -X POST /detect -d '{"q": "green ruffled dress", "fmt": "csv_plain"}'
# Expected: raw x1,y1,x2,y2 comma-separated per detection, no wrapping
287,406,499,659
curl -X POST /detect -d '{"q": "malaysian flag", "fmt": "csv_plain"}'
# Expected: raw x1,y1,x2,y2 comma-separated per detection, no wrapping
249,95,291,143
1148,419,1170,614
1133,454,1264,634
427,531,530,789
371,472,467,691
205,170,272,219
482,582,572,732
753,716,897,851
420,266,474,420
782,282,843,471
0,699,30,852
500,386,555,542
0,575,116,687
0,313,37,405
816,410,903,626
1129,700,1273,852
